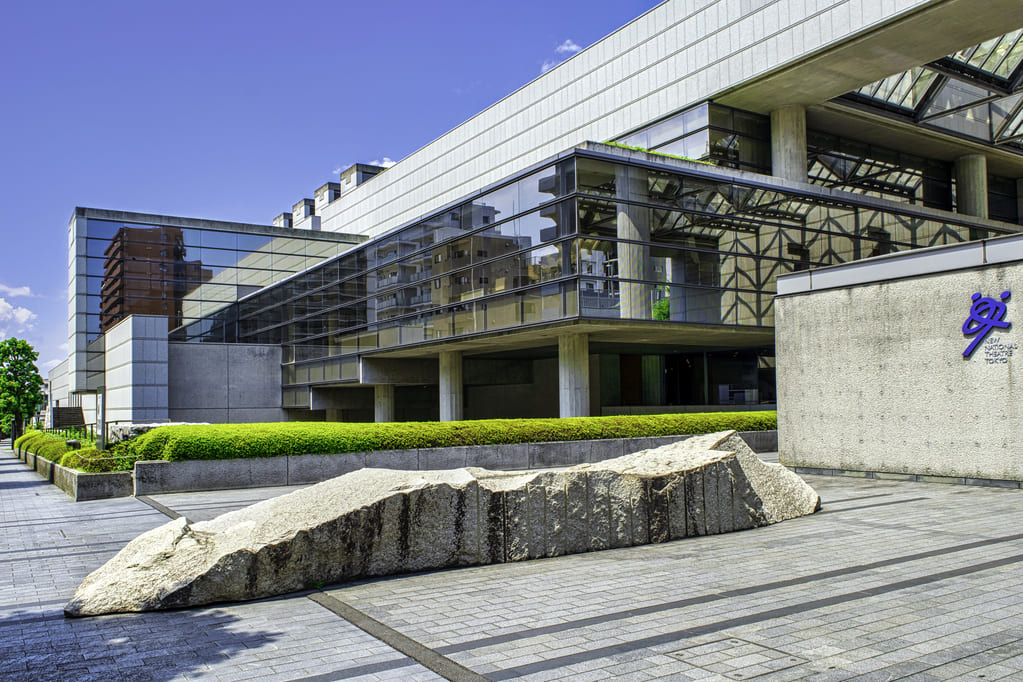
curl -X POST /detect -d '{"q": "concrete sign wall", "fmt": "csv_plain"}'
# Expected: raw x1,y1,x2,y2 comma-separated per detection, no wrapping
775,234,1023,481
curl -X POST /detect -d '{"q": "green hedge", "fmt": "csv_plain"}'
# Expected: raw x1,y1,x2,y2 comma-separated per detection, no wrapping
14,431,74,462
59,448,136,473
115,412,776,463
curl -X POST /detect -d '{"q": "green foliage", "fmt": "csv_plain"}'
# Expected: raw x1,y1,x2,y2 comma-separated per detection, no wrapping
602,142,716,166
15,430,72,461
59,448,136,473
653,296,670,321
0,338,45,442
116,412,777,463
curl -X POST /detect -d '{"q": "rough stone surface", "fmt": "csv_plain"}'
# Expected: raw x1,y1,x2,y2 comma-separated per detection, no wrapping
107,422,209,444
64,431,818,616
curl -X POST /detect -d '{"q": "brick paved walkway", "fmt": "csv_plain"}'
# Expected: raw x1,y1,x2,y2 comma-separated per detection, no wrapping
2,443,1022,681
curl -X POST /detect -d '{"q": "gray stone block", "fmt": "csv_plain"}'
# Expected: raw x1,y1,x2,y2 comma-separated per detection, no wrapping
287,453,365,485
738,430,779,453
588,438,624,463
134,458,288,495
363,449,418,470
465,443,529,470
529,441,584,468
418,446,467,470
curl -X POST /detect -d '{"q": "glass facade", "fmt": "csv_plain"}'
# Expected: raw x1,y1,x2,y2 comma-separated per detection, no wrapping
171,150,1014,403
81,219,355,344
615,102,771,174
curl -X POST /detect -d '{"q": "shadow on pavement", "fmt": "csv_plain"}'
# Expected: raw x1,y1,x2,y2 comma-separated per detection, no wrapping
0,607,283,682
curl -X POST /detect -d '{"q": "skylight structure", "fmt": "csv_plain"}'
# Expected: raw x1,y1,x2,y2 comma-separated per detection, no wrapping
839,29,1023,150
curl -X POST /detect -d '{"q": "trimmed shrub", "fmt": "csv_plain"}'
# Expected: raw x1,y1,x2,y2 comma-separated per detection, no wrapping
117,412,776,463
59,448,136,473
16,431,74,461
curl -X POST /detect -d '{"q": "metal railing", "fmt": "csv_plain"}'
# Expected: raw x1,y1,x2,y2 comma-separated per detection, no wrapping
37,424,96,443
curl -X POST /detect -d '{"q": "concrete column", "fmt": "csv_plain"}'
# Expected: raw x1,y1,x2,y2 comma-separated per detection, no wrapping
439,351,463,422
955,154,988,219
374,384,394,423
770,105,807,183
616,165,651,319
559,333,590,418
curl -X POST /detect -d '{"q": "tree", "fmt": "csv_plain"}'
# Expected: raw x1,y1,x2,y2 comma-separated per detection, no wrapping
0,338,45,442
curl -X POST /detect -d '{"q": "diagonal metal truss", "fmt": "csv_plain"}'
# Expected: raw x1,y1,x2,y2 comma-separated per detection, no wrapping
836,28,1023,151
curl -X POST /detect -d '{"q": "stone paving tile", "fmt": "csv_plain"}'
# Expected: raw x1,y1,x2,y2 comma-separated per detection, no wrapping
7,443,1023,680
0,448,441,682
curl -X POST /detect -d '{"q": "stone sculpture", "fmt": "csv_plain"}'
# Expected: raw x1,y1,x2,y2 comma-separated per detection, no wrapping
65,431,819,616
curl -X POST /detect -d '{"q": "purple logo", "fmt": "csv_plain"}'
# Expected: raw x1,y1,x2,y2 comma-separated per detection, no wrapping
962,290,1011,358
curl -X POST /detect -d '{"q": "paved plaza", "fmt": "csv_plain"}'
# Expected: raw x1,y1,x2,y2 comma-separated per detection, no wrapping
2,443,1023,681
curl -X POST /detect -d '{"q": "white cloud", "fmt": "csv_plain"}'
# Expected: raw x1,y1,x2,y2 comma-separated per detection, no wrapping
0,296,37,340
555,39,582,55
40,358,62,373
0,284,32,297
542,39,583,73
332,166,344,175
370,158,397,168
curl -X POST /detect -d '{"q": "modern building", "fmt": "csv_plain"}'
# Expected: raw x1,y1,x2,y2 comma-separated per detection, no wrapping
49,0,1023,428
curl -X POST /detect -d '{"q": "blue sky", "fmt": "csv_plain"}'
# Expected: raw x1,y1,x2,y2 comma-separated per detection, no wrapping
0,0,662,373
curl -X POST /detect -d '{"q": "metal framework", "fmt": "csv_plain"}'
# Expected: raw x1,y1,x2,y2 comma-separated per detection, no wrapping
837,29,1023,149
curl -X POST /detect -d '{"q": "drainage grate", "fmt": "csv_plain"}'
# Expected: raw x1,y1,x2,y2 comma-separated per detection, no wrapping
668,637,807,679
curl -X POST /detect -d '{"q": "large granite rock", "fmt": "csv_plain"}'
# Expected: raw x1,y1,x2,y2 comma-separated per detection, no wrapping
65,431,819,616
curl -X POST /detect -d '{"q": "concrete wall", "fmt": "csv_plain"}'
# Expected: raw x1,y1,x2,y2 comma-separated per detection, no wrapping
104,315,169,423
776,233,1023,481
168,343,286,423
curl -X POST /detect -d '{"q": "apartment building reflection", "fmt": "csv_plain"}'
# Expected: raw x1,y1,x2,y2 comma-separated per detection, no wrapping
100,226,211,332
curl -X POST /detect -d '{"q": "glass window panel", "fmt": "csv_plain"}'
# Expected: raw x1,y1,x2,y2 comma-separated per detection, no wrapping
237,233,273,253
577,198,617,238
644,113,688,148
482,252,524,294
929,103,993,140
200,230,237,249
400,316,426,344
378,322,400,348
576,158,618,197
426,309,451,339
683,130,710,160
484,294,521,331
452,303,482,336
578,239,617,277
84,220,124,240
682,104,708,133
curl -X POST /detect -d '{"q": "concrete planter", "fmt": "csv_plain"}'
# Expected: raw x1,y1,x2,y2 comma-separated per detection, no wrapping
17,429,778,500
133,430,778,496
52,463,134,502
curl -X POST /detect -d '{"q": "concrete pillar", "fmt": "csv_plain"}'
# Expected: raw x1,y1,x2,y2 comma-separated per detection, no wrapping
955,154,989,219
616,165,651,319
770,105,807,183
559,333,590,418
439,351,463,422
374,384,394,423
